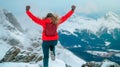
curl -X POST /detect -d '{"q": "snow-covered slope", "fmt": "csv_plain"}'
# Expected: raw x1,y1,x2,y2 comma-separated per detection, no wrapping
0,58,66,67
0,9,86,67
56,43,85,67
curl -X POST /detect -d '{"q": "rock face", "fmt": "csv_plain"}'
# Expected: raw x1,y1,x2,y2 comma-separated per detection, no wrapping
0,47,43,63
3,9,24,32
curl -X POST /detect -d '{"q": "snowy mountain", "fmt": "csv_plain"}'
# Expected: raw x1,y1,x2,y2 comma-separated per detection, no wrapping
0,9,86,67
58,11,120,64
104,11,120,24
59,11,120,35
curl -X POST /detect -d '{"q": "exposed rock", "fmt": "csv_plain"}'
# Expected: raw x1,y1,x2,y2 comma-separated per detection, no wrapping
0,47,20,62
0,47,43,63
7,38,20,46
27,47,33,51
82,60,120,67
4,11,24,32
31,42,40,48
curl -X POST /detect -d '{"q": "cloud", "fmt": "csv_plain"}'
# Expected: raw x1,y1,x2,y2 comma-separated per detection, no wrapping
76,1,98,14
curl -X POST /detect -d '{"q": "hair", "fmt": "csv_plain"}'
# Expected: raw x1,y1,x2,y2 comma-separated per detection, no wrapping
43,13,60,24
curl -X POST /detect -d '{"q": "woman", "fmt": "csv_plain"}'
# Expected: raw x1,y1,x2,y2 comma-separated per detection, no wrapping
26,5,76,67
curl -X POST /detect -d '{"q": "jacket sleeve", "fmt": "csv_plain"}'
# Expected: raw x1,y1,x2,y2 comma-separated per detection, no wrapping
26,10,51,25
59,10,74,24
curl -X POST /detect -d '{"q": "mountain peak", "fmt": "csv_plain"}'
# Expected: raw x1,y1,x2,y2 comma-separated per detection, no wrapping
106,11,119,17
104,11,120,23
0,9,24,32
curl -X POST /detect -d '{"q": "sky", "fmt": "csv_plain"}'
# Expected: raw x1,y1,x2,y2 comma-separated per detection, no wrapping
0,0,120,28
0,0,120,15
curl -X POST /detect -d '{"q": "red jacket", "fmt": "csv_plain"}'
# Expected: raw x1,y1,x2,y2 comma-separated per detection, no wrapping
26,10,74,41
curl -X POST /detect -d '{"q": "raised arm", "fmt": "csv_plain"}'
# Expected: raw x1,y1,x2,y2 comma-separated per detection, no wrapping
59,5,76,24
26,6,45,25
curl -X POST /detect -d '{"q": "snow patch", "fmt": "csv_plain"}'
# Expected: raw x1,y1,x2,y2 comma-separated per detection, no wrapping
105,41,111,46
115,53,120,57
101,60,119,67
0,41,11,60
49,59,66,67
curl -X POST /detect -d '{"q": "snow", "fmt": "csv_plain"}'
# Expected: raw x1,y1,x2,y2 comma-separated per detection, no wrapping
0,59,66,67
0,41,11,60
59,12,120,35
105,41,111,46
101,60,119,67
0,62,39,67
86,51,110,57
107,49,120,58
0,9,6,23
56,45,86,67
73,45,81,48
115,53,120,57
49,59,66,67
105,11,120,24
59,30,71,35
107,49,120,52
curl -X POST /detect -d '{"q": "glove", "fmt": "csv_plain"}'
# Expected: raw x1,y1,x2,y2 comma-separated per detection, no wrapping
71,5,76,11
26,5,30,11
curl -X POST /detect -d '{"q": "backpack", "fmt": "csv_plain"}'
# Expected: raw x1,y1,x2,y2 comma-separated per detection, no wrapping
44,23,57,36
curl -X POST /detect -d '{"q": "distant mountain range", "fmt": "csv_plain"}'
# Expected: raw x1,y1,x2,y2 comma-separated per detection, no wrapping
58,11,120,64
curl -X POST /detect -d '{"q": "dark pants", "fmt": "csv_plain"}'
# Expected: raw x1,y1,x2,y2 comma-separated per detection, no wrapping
42,40,58,67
